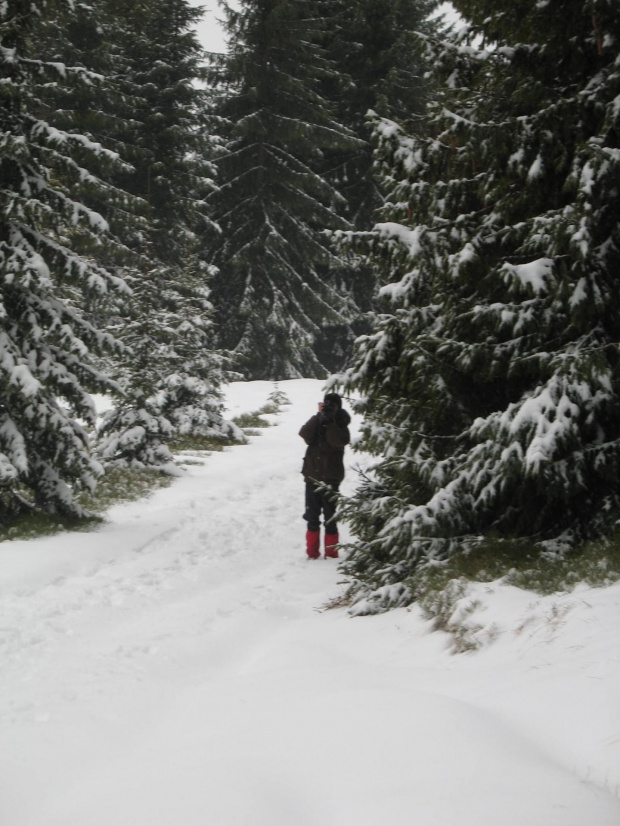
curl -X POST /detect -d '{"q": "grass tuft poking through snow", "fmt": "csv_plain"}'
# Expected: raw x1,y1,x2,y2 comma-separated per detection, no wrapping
232,388,291,433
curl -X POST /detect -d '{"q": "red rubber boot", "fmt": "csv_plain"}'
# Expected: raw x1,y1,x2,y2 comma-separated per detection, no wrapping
306,530,321,559
324,533,339,558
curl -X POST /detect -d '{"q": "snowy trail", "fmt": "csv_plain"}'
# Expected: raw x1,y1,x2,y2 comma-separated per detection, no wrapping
1,380,619,825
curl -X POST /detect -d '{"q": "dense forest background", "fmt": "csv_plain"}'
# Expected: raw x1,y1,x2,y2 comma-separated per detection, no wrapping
1,0,618,609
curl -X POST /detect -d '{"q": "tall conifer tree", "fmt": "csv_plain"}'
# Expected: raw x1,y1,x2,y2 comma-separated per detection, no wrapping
0,0,129,518
337,0,620,612
314,0,438,370
320,0,437,228
206,0,362,380
35,0,238,469
85,0,240,466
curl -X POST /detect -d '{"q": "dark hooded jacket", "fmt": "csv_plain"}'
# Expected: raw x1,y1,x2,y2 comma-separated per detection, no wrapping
299,408,351,484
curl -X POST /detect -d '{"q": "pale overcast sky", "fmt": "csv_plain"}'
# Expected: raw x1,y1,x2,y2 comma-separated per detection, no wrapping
187,0,229,54
187,2,459,56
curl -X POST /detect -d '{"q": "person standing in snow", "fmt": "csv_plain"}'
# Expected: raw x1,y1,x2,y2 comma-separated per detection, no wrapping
299,392,351,559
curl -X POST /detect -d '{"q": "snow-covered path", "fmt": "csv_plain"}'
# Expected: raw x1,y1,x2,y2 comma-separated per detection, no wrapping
1,380,619,825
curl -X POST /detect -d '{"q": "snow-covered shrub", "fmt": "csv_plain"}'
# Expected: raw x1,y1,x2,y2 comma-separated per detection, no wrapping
96,403,177,473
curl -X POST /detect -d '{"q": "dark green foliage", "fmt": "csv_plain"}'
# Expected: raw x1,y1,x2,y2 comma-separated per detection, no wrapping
336,0,620,612
0,0,129,519
99,0,215,262
34,1,145,256
320,0,439,227
206,0,362,380
72,0,239,465
315,0,439,366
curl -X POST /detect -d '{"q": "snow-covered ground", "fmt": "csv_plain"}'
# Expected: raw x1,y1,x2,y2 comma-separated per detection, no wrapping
1,379,618,825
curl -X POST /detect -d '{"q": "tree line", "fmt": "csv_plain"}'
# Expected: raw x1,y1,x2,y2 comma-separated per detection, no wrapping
0,0,433,519
2,0,619,607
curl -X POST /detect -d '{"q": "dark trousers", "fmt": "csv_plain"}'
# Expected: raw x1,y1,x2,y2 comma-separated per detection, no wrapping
304,481,339,534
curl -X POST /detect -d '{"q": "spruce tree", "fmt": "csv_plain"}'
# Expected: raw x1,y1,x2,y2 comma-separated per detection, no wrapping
34,0,143,246
337,0,620,612
0,0,129,519
320,0,438,228
314,0,438,371
86,0,239,467
206,0,362,380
